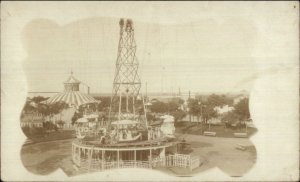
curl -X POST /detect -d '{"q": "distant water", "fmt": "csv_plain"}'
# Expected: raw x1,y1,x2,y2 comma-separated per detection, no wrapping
27,92,59,98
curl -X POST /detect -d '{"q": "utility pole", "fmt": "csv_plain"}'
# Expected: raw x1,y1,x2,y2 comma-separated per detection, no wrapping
189,90,191,122
145,82,148,101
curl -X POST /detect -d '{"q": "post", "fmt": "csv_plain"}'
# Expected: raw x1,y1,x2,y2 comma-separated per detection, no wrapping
134,150,136,168
189,90,191,122
88,148,94,171
200,105,203,134
72,145,74,161
79,148,81,166
117,150,120,168
160,148,166,166
146,82,148,98
126,89,129,112
190,157,192,171
101,150,104,170
142,94,149,128
149,149,152,168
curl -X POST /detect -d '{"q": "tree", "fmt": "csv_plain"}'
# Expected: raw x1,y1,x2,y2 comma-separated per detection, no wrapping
31,96,49,103
233,98,250,130
95,96,111,111
206,94,233,107
234,98,250,120
146,113,156,122
150,101,168,113
71,111,83,125
221,111,240,128
47,102,68,120
167,101,180,112
57,120,65,128
170,110,186,122
187,98,201,116
221,97,250,130
22,100,36,114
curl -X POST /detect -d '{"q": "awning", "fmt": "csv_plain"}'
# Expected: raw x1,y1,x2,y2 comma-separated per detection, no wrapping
41,91,99,107
84,114,99,119
76,117,88,123
163,118,174,123
111,120,139,125
160,115,175,123
160,115,174,119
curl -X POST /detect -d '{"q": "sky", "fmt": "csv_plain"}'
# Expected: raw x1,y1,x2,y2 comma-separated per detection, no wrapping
19,2,297,95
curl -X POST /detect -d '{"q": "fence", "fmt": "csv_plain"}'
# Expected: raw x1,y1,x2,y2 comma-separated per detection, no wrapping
153,154,201,171
74,154,201,172
76,159,152,172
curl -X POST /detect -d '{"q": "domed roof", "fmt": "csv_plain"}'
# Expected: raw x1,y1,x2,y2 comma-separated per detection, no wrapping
64,71,80,84
41,91,98,107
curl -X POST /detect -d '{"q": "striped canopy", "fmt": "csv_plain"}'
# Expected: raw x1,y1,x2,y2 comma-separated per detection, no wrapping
42,91,98,107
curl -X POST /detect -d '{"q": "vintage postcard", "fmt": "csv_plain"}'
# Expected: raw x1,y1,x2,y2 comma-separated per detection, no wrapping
1,1,299,181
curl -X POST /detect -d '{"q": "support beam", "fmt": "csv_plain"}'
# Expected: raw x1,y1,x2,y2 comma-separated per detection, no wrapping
134,150,136,167
88,148,93,171
79,148,81,166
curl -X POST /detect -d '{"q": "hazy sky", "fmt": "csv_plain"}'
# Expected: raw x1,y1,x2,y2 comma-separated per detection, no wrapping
19,2,294,94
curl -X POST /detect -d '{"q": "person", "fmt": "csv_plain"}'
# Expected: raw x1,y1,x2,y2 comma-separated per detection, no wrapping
127,129,132,140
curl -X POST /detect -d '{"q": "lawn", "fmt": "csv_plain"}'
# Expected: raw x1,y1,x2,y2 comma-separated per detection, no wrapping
24,130,76,144
175,122,257,138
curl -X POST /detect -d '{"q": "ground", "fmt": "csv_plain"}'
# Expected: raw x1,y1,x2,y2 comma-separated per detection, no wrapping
21,132,256,177
171,133,256,176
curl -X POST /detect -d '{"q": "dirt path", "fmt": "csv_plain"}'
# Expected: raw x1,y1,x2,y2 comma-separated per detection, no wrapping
21,134,256,177
174,133,256,176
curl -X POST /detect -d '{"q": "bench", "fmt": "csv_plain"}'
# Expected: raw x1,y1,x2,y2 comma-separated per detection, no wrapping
235,143,247,151
234,133,248,138
203,131,216,137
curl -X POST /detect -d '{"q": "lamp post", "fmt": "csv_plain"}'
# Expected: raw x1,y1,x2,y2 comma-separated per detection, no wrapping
200,104,206,134
197,101,201,126
198,101,202,134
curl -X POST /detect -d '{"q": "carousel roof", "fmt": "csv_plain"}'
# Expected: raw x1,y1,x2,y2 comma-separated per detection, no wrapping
42,91,98,107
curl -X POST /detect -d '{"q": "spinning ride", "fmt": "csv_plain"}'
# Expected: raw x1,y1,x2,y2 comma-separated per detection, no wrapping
71,19,199,173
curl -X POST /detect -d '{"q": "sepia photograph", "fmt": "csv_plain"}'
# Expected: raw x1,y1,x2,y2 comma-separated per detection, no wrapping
1,1,299,181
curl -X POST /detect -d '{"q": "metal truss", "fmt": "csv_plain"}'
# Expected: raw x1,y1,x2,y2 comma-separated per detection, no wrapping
108,19,147,128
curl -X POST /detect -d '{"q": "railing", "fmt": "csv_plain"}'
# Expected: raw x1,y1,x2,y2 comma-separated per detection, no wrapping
190,157,201,170
72,149,201,172
74,159,152,172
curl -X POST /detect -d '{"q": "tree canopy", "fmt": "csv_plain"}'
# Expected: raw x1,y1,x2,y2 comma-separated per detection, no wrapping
221,97,250,125
188,94,235,122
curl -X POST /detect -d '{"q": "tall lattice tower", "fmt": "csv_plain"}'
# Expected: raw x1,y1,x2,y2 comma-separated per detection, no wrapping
108,18,147,127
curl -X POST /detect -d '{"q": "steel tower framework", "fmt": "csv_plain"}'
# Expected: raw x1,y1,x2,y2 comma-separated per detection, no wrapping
108,19,147,127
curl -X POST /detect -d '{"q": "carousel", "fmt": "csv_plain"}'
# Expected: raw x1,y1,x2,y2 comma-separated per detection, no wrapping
71,19,201,173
